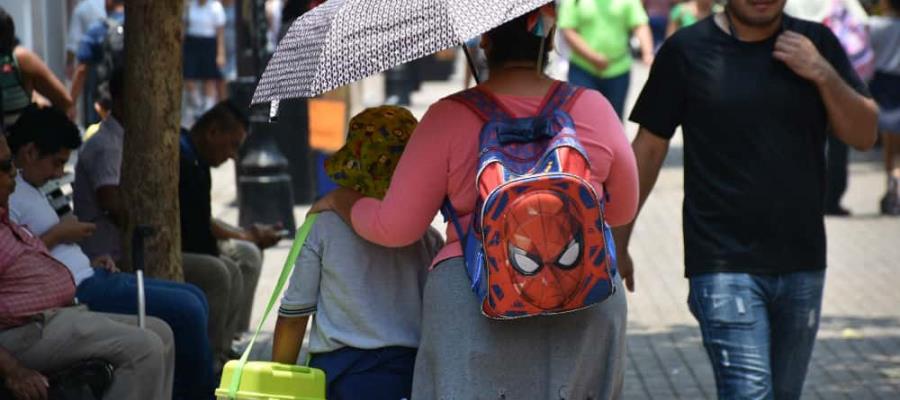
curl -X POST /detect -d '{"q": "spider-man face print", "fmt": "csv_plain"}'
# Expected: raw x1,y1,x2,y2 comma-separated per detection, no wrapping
503,191,586,310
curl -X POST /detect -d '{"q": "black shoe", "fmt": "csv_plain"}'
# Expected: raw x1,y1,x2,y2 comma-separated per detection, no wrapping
825,206,851,216
882,177,900,216
881,193,900,216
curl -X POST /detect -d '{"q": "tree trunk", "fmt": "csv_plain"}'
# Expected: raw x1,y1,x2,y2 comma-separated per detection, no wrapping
120,0,184,280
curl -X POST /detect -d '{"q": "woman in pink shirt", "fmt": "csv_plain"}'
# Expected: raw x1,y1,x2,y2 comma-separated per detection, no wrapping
312,9,639,399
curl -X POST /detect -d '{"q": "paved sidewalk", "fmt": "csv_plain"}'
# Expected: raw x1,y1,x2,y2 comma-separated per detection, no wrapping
211,63,900,399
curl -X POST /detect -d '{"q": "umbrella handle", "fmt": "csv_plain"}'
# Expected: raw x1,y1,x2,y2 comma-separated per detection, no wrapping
463,44,481,85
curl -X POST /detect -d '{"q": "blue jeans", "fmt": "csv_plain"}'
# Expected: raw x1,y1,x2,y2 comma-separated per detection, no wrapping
649,15,668,51
309,346,417,400
76,269,215,399
567,62,631,119
688,271,825,400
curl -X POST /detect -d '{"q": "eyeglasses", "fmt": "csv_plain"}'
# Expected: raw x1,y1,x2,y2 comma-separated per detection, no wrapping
0,158,13,173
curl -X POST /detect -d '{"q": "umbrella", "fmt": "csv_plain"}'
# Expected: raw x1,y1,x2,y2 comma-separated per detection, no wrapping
251,0,553,106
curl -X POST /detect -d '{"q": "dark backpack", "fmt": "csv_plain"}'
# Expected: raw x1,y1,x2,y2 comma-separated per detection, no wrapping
96,18,125,85
0,52,31,131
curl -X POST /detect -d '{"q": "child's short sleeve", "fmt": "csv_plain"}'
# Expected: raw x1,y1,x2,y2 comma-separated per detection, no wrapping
278,224,323,318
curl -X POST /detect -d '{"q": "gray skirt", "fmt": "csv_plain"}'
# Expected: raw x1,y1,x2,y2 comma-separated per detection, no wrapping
412,257,627,400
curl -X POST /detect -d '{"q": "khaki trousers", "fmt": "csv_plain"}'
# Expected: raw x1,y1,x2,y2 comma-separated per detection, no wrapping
0,307,174,400
218,239,263,332
182,250,242,369
183,239,263,368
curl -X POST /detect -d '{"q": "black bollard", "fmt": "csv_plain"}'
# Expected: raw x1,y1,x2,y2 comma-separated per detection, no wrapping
230,79,314,206
237,119,298,236
270,97,315,205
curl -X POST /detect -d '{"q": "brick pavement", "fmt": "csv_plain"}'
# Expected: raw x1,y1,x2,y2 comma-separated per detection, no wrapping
211,62,900,399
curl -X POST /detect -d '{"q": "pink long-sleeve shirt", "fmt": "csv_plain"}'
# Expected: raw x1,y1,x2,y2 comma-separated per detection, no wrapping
351,87,640,266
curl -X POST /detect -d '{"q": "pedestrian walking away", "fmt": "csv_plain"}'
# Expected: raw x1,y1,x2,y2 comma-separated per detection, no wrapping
644,0,673,49
69,0,124,126
66,0,106,82
786,0,875,216
0,7,73,127
617,0,879,398
558,0,656,119
667,0,718,37
183,0,227,124
310,6,639,398
868,0,900,215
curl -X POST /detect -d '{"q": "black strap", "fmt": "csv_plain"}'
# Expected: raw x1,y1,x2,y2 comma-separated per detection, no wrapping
724,8,738,39
440,198,467,247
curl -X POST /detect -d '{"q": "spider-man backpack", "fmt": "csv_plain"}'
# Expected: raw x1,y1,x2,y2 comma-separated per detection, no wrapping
442,81,617,320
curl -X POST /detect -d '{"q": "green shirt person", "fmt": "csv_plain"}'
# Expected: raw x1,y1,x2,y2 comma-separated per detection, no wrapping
559,0,655,118
666,0,717,38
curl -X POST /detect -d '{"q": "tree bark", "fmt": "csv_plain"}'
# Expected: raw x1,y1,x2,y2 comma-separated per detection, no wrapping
120,0,184,280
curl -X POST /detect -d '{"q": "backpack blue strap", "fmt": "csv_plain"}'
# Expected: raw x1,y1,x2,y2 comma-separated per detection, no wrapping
445,88,511,122
440,198,487,297
538,82,584,117
598,192,618,278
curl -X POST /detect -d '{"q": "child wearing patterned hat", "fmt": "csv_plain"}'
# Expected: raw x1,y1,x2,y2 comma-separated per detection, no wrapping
272,106,443,399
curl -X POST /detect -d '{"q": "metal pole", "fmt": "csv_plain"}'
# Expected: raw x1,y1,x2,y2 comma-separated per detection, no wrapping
136,270,146,329
132,225,154,329
463,44,481,84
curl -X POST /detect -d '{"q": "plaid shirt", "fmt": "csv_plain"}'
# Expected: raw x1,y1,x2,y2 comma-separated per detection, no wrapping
0,208,76,329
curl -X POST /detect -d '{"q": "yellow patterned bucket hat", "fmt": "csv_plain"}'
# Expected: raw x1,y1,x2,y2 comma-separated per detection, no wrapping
325,106,418,199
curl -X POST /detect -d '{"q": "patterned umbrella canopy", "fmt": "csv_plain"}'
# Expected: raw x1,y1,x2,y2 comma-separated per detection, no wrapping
251,0,553,105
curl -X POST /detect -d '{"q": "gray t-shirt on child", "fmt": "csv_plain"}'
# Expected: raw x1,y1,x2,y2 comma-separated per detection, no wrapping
279,212,443,354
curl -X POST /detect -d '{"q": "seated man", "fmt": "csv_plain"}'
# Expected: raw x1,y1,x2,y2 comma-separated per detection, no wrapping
8,105,216,399
179,102,282,356
72,69,272,367
0,133,174,400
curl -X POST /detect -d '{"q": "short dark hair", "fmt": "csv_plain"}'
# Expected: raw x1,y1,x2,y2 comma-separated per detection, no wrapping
192,100,249,137
8,105,82,156
95,82,113,112
484,11,554,70
0,7,16,54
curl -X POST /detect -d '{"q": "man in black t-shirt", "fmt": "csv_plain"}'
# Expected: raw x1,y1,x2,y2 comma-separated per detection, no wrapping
616,0,879,398
179,102,282,367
